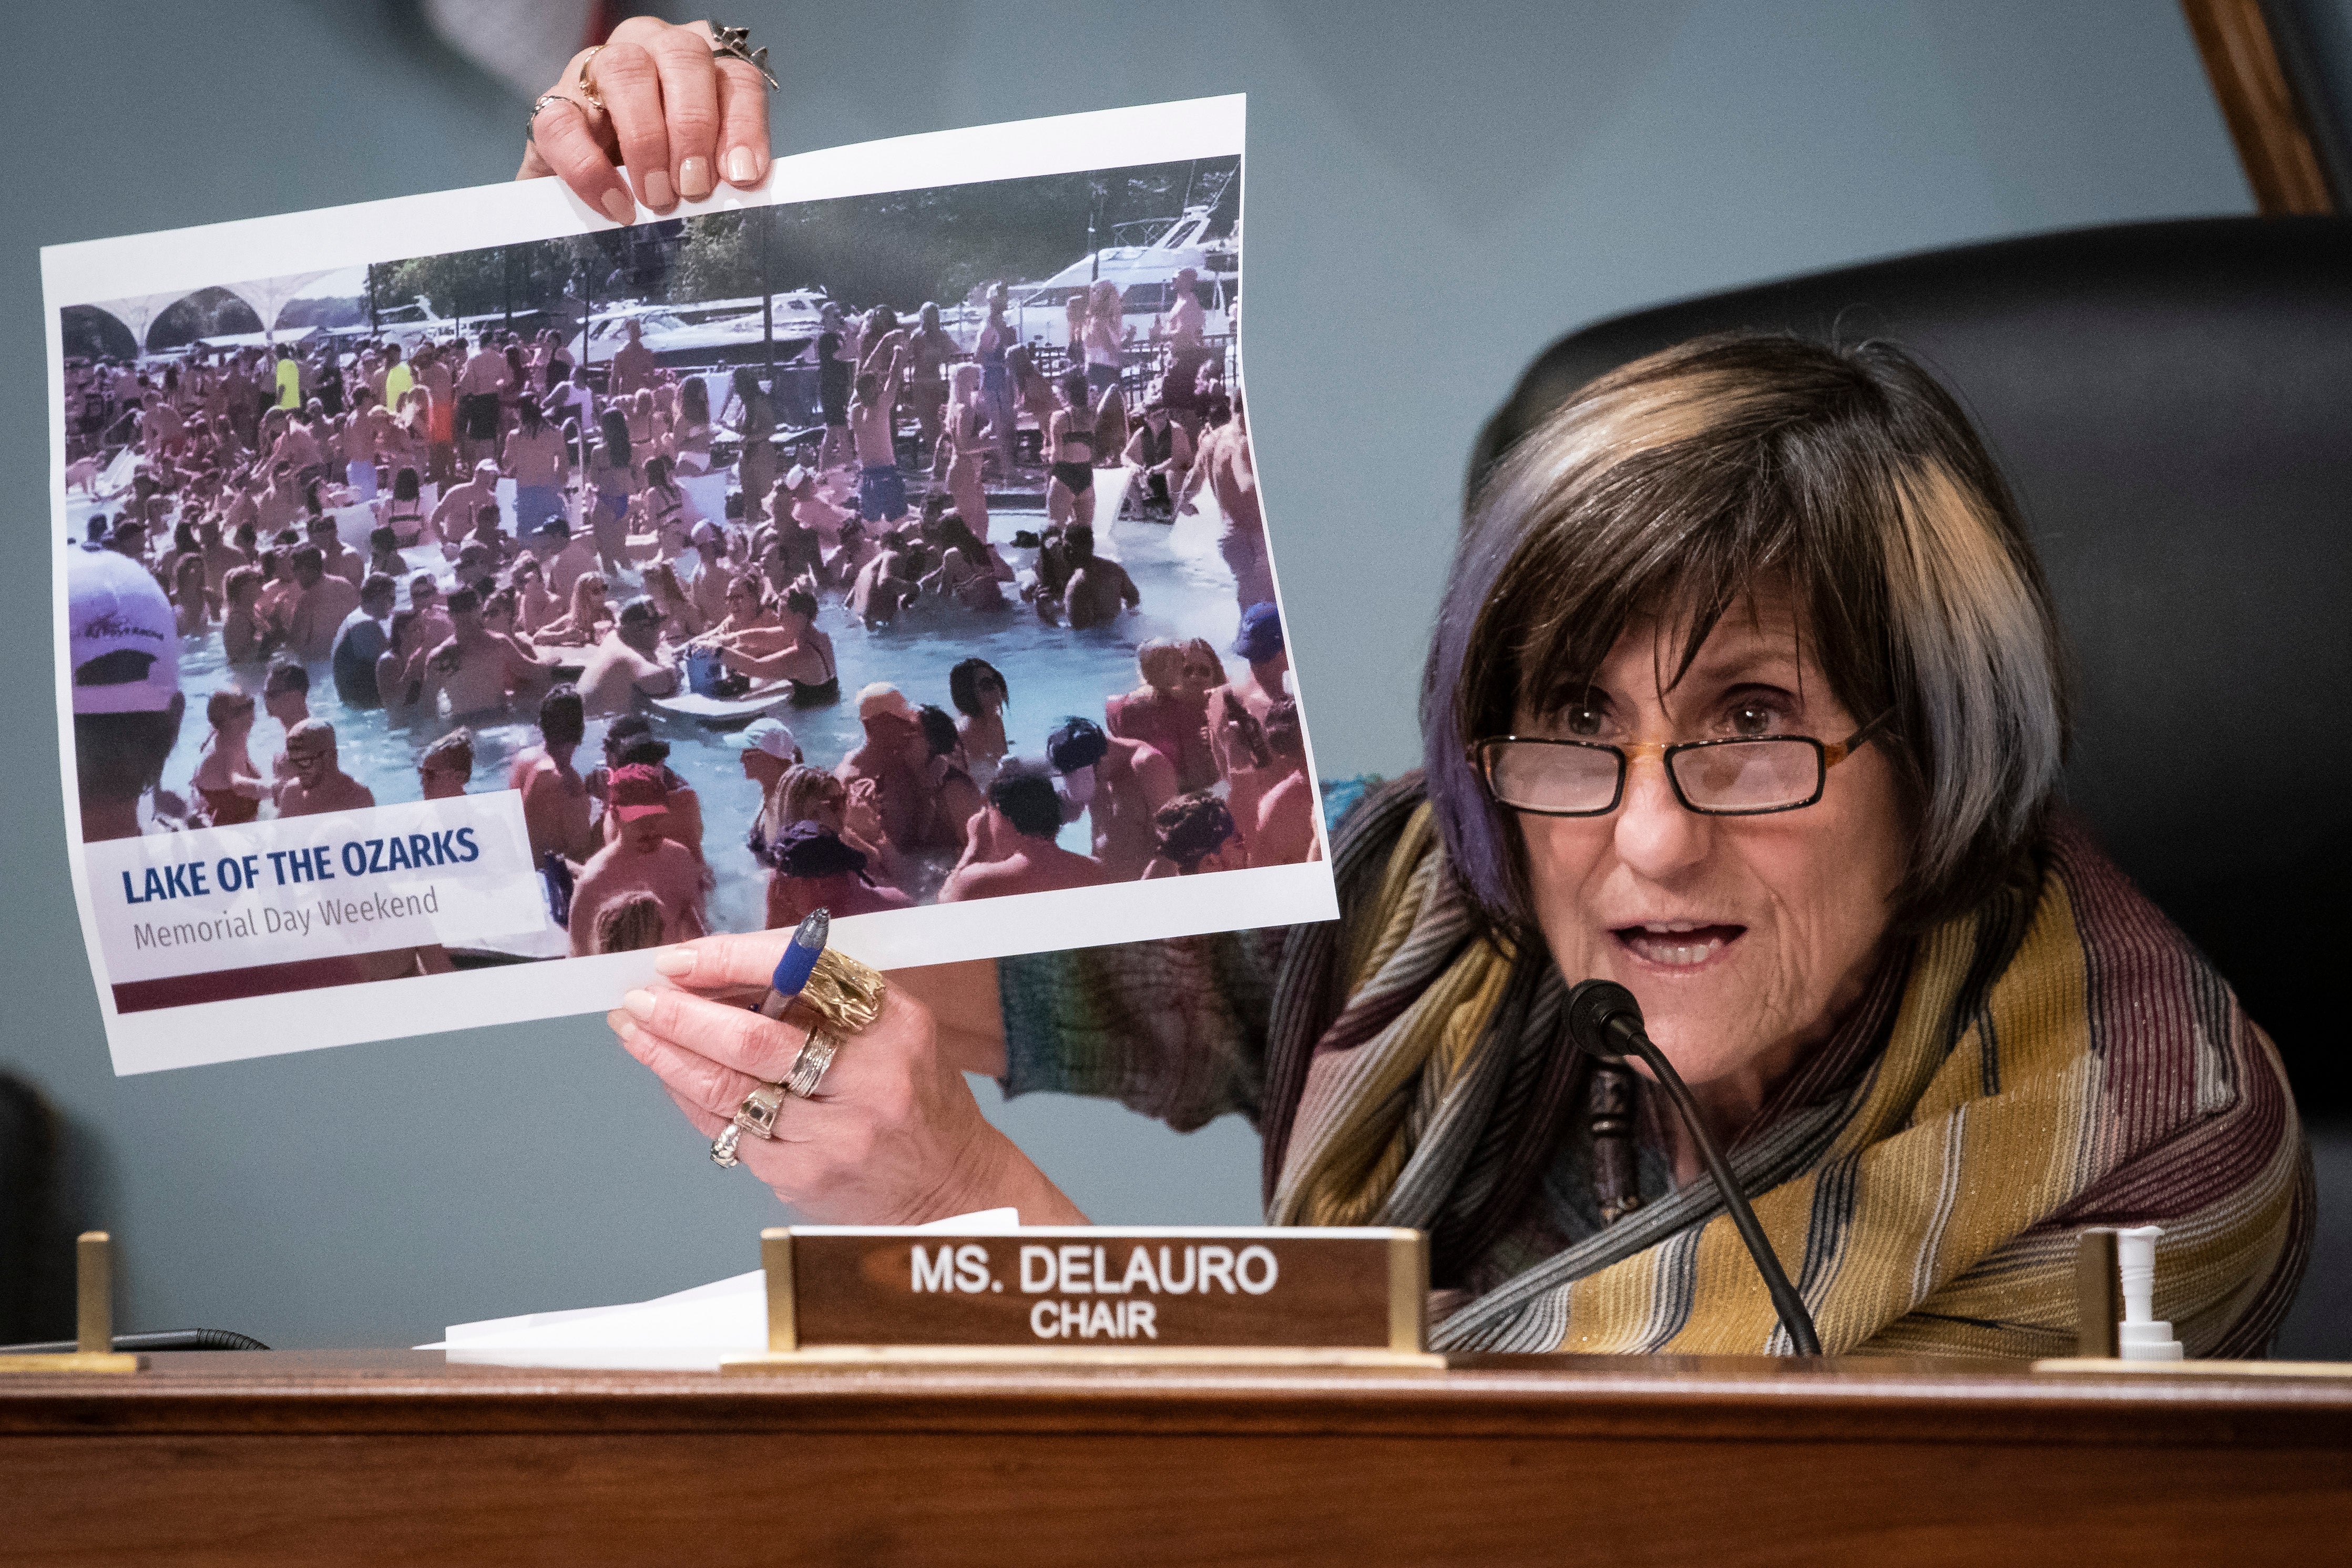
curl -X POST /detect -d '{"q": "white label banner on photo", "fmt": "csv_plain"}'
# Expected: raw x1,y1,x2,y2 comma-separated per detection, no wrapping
85,793,544,984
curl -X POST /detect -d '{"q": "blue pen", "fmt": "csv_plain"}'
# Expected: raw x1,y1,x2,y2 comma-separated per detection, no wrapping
755,908,829,1020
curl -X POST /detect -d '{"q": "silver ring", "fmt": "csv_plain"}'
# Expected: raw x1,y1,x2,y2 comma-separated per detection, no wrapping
528,93,585,147
710,1122,743,1167
710,22,779,90
733,1081,786,1139
784,1026,841,1098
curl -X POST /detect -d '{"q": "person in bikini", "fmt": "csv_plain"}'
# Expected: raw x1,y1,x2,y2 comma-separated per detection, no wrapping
1045,370,1096,529
189,686,269,827
718,585,835,703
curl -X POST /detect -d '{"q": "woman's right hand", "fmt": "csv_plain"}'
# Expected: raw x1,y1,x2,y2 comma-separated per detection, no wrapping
611,938,1057,1224
518,17,773,224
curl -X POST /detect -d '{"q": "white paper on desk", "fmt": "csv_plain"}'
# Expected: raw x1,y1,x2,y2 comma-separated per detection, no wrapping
422,1208,1022,1370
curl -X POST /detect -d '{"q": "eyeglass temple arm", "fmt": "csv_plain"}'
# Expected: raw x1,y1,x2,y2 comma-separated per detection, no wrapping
1825,709,1895,767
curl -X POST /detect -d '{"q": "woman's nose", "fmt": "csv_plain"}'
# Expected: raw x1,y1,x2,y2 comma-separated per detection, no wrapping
1613,753,1709,878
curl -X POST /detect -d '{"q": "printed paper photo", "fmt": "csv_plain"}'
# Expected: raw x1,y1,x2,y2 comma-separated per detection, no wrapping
43,96,1336,1074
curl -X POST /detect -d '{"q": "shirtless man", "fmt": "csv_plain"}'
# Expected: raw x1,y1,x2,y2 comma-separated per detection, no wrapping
1209,601,1293,847
1142,791,1247,879
835,683,936,854
850,333,911,525
606,317,658,399
506,684,597,862
418,727,473,800
1249,700,1317,867
419,587,537,720
308,514,362,588
566,764,708,955
577,597,679,716
1056,524,1140,630
1047,716,1176,881
428,459,502,547
1179,392,1270,612
938,761,1113,902
538,518,598,601
281,546,362,663
905,302,954,473
260,660,311,788
453,333,510,468
275,720,377,817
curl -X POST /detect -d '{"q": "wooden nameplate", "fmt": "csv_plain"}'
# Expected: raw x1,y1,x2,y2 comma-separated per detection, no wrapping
724,1225,1441,1374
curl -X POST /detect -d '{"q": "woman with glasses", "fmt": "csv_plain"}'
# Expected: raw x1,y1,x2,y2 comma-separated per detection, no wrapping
611,331,2306,1358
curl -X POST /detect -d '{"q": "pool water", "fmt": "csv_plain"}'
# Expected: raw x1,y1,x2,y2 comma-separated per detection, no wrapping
101,476,1256,938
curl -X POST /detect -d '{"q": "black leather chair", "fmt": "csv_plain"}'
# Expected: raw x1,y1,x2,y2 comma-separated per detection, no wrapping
1475,217,2352,1114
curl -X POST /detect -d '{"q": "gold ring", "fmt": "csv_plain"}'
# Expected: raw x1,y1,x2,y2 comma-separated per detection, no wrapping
576,44,608,111
801,948,886,1034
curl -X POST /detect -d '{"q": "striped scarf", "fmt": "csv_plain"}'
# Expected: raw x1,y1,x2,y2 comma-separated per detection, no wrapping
1261,777,2310,1357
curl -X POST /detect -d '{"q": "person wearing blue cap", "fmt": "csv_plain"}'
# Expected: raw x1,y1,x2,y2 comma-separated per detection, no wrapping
1047,714,1176,880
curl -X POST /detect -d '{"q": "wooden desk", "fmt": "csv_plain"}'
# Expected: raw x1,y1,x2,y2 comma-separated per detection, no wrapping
2,1351,2346,1565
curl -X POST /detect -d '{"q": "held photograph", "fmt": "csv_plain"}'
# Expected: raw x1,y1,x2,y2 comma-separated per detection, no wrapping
48,96,1334,1071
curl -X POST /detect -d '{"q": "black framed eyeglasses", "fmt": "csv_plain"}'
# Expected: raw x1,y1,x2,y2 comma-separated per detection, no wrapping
1472,711,1891,818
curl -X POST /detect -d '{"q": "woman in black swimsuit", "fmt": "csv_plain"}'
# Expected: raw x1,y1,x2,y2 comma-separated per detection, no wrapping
719,585,839,705
1047,370,1097,528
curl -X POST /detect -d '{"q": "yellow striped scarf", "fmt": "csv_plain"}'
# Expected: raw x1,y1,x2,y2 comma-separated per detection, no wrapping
1272,801,2310,1358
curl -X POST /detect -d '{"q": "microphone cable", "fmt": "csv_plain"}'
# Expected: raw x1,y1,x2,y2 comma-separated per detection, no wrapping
1565,979,1822,1356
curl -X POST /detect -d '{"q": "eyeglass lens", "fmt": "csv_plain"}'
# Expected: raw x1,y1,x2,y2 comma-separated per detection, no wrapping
1485,739,1824,814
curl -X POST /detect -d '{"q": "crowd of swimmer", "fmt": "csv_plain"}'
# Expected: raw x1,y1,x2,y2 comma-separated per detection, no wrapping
63,268,1301,959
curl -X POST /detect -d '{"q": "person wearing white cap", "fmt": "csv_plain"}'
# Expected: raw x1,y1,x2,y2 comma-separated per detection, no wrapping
68,544,185,842
427,458,504,548
835,682,935,853
728,716,800,795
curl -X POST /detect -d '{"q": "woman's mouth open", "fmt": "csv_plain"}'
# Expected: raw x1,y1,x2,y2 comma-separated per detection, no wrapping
1613,923,1746,969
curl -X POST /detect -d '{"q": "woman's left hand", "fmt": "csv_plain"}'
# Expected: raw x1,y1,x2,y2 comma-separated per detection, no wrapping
517,17,773,224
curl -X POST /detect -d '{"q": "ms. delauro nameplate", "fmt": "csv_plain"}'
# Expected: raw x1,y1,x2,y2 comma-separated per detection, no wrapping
724,1226,1439,1370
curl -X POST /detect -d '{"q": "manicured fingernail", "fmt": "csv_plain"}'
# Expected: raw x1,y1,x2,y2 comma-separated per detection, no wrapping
679,157,711,201
652,947,697,977
601,188,635,224
606,1009,633,1034
621,988,657,1020
643,168,675,209
724,146,759,186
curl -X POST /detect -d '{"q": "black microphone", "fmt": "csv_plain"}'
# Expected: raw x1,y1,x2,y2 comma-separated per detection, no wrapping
1564,980,1823,1356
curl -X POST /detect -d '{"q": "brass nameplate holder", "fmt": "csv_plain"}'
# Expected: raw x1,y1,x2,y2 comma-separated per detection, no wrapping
724,1225,1439,1372
0,1232,144,1375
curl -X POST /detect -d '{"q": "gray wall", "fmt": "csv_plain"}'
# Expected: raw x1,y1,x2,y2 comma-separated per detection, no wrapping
6,2,2313,1350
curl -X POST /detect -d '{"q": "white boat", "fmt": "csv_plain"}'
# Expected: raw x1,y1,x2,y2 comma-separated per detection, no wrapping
948,186,1240,354
569,288,834,368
